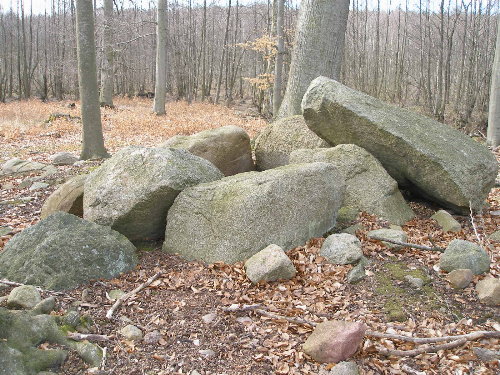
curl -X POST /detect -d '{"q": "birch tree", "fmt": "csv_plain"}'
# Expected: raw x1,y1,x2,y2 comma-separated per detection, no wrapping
76,0,109,159
277,0,350,118
153,0,167,115
487,15,500,148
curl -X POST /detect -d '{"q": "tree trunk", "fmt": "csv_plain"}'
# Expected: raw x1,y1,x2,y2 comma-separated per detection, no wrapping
76,0,109,160
277,0,350,119
487,16,500,148
272,0,284,117
100,0,114,107
153,0,167,115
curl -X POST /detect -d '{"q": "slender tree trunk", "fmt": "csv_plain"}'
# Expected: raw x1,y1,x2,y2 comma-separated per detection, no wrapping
487,16,500,147
277,0,350,119
272,0,284,117
215,0,231,105
153,0,167,115
76,0,109,160
100,0,114,107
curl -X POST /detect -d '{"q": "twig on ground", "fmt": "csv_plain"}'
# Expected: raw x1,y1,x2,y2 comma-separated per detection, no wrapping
0,279,67,296
368,236,445,252
469,201,485,249
105,271,162,320
100,346,107,370
365,330,500,344
377,338,467,357
67,332,112,342
223,303,318,326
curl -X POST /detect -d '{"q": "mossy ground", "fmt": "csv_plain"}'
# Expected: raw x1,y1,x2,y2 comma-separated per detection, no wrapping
373,260,461,322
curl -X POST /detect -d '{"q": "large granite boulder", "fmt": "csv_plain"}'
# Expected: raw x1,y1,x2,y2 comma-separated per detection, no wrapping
0,212,138,290
163,162,345,263
289,145,414,224
254,115,329,170
83,146,223,241
162,126,254,176
302,77,498,213
40,175,87,219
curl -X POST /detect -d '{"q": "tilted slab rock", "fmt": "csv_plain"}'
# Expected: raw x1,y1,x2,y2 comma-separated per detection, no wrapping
0,212,138,290
290,145,414,224
302,77,498,213
83,146,223,241
163,162,345,263
41,174,87,219
254,115,329,170
162,126,254,176
1,158,54,176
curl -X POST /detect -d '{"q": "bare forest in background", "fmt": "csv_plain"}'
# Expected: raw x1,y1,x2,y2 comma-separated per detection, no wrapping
0,0,498,132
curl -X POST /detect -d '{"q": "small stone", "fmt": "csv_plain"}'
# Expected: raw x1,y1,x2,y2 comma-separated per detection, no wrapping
120,324,143,341
244,244,296,283
33,296,57,314
405,275,424,289
473,347,500,362
342,223,364,236
431,209,462,232
367,228,407,249
202,312,217,324
446,269,474,289
475,276,500,306
144,330,162,345
64,310,81,328
199,349,216,358
81,288,91,302
440,239,490,275
51,152,79,166
190,371,202,375
7,285,42,309
329,361,360,375
347,264,366,284
320,233,363,265
75,341,103,367
18,178,34,189
303,320,366,363
29,181,49,191
236,316,253,324
107,289,125,301
0,226,13,236
489,230,500,241
1,182,14,190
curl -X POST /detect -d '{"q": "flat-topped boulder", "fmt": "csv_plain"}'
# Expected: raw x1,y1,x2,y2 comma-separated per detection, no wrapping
83,146,223,241
0,212,138,290
302,77,498,213
163,162,345,263
162,125,254,176
254,115,329,170
289,145,414,224
1,158,55,176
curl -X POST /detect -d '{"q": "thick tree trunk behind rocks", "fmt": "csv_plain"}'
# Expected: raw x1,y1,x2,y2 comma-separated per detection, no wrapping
76,0,109,160
153,0,167,115
277,0,350,119
99,0,114,107
487,16,500,148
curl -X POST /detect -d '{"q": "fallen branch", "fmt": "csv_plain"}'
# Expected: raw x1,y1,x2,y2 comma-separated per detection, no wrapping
366,330,500,344
368,236,445,252
377,338,467,357
224,304,500,357
0,279,67,296
469,201,485,248
67,332,112,342
106,272,162,320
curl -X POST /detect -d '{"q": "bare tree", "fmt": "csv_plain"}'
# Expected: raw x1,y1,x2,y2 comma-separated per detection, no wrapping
277,0,350,118
99,0,114,107
76,0,109,159
272,0,284,116
487,15,500,148
153,0,167,115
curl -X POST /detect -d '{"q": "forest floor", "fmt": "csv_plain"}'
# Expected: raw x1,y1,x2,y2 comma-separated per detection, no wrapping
0,98,499,375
